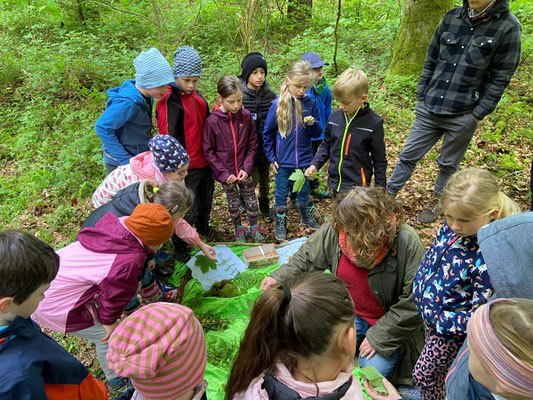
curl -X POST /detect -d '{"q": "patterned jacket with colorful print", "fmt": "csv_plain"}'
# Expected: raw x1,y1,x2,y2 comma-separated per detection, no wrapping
413,222,493,340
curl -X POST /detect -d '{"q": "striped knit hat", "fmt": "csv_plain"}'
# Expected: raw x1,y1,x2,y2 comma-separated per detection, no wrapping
133,48,174,90
467,299,533,397
107,303,207,399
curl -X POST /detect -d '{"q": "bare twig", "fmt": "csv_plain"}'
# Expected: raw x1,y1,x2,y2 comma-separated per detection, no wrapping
333,0,342,74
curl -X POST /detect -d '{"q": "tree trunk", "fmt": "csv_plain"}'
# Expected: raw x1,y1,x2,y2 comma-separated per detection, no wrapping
387,0,454,77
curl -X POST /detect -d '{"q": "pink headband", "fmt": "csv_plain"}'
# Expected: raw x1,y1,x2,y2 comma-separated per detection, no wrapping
467,299,533,396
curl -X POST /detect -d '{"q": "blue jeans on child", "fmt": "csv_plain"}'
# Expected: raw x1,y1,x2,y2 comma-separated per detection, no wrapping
275,167,310,207
356,315,400,379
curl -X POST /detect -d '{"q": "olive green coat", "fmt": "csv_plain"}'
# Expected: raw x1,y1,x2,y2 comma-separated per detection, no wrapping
270,223,426,385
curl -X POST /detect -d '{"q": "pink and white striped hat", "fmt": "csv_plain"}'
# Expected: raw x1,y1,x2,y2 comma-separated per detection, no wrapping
107,302,206,399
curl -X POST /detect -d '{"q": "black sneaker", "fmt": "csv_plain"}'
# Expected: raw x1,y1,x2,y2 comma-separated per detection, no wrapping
108,378,133,397
418,197,442,224
152,264,175,280
310,188,331,199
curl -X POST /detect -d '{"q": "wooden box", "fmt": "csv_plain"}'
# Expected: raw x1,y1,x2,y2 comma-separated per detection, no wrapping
242,244,279,268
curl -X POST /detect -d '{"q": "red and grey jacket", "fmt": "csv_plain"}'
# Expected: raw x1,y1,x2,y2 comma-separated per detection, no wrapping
156,83,210,169
0,316,107,399
202,108,258,183
312,104,387,192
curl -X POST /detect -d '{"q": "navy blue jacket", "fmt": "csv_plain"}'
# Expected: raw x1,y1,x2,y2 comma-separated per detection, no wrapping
95,80,153,166
0,317,106,399
263,95,322,168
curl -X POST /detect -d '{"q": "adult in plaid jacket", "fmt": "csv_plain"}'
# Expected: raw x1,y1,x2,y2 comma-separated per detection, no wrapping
388,0,521,223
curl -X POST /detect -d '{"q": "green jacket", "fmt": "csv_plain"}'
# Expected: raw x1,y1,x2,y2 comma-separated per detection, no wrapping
270,223,425,385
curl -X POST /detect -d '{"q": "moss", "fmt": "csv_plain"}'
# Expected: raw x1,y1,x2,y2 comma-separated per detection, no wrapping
204,279,241,298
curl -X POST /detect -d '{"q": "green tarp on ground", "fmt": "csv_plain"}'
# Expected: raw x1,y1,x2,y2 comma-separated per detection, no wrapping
169,245,372,400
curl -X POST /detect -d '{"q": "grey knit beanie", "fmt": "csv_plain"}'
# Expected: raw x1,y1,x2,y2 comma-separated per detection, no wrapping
173,46,202,78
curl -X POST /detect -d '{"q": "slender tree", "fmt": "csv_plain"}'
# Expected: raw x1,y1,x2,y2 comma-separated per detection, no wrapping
388,0,454,77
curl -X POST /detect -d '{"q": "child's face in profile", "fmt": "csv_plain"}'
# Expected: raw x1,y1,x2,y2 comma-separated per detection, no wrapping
219,90,243,114
175,76,200,94
338,93,367,119
313,66,324,81
287,76,311,99
247,68,266,91
9,283,50,320
146,85,170,100
163,163,189,182
445,212,493,237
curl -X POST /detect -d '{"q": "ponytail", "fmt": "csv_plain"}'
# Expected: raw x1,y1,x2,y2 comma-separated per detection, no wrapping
151,180,194,217
440,168,521,220
225,272,354,399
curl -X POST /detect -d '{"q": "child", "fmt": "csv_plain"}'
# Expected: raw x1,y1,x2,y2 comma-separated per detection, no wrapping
32,203,175,394
95,48,174,173
239,52,277,222
300,51,332,199
262,186,425,393
226,272,363,399
107,302,207,400
465,298,533,400
305,68,387,194
92,134,190,208
156,45,214,243
263,60,322,240
203,75,264,242
412,168,521,400
84,180,216,279
0,230,108,399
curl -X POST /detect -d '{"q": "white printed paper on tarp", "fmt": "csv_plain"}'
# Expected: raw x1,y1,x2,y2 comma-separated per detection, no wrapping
277,237,308,265
187,245,247,290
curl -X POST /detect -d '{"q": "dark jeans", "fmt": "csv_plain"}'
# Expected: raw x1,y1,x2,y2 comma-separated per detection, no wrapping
387,101,478,197
252,158,271,200
276,167,310,207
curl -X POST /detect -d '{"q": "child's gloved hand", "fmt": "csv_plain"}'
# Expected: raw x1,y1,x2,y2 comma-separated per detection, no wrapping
304,116,315,126
305,165,318,180
237,170,249,182
200,242,216,260
226,174,238,184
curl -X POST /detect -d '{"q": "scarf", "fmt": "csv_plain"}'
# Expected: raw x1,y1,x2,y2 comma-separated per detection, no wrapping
467,299,533,397
468,0,496,21
338,230,389,269
314,76,328,95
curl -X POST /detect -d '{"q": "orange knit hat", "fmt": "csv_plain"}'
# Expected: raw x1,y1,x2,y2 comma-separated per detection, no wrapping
125,203,174,246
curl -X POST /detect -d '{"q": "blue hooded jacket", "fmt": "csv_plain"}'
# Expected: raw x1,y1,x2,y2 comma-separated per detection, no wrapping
95,79,153,166
445,212,533,400
306,85,332,141
263,95,321,168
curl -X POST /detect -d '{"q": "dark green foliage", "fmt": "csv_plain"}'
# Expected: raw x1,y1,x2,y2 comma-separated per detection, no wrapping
204,280,241,298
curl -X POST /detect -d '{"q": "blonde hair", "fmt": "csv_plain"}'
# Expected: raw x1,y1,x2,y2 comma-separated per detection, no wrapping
276,60,314,138
490,299,533,369
333,68,369,100
440,168,521,220
144,181,194,217
330,186,404,266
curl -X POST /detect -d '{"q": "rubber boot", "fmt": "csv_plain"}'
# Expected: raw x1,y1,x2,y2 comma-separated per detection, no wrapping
275,206,289,241
299,199,321,229
258,197,274,223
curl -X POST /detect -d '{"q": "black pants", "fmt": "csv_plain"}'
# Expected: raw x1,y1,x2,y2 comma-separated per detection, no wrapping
185,165,215,230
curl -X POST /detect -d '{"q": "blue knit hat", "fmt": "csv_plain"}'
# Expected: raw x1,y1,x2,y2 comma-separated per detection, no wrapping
173,46,202,78
148,135,190,173
134,48,174,89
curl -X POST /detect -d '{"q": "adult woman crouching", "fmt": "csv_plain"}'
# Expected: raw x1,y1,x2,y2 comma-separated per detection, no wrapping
261,186,425,389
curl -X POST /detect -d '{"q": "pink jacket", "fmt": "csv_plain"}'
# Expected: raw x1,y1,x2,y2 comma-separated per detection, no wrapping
234,363,363,400
92,152,165,208
33,213,148,333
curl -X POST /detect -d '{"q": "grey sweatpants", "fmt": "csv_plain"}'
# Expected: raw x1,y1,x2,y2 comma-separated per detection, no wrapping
387,101,478,197
72,323,118,381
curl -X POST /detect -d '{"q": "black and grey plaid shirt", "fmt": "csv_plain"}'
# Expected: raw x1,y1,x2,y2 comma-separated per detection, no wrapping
417,0,521,120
